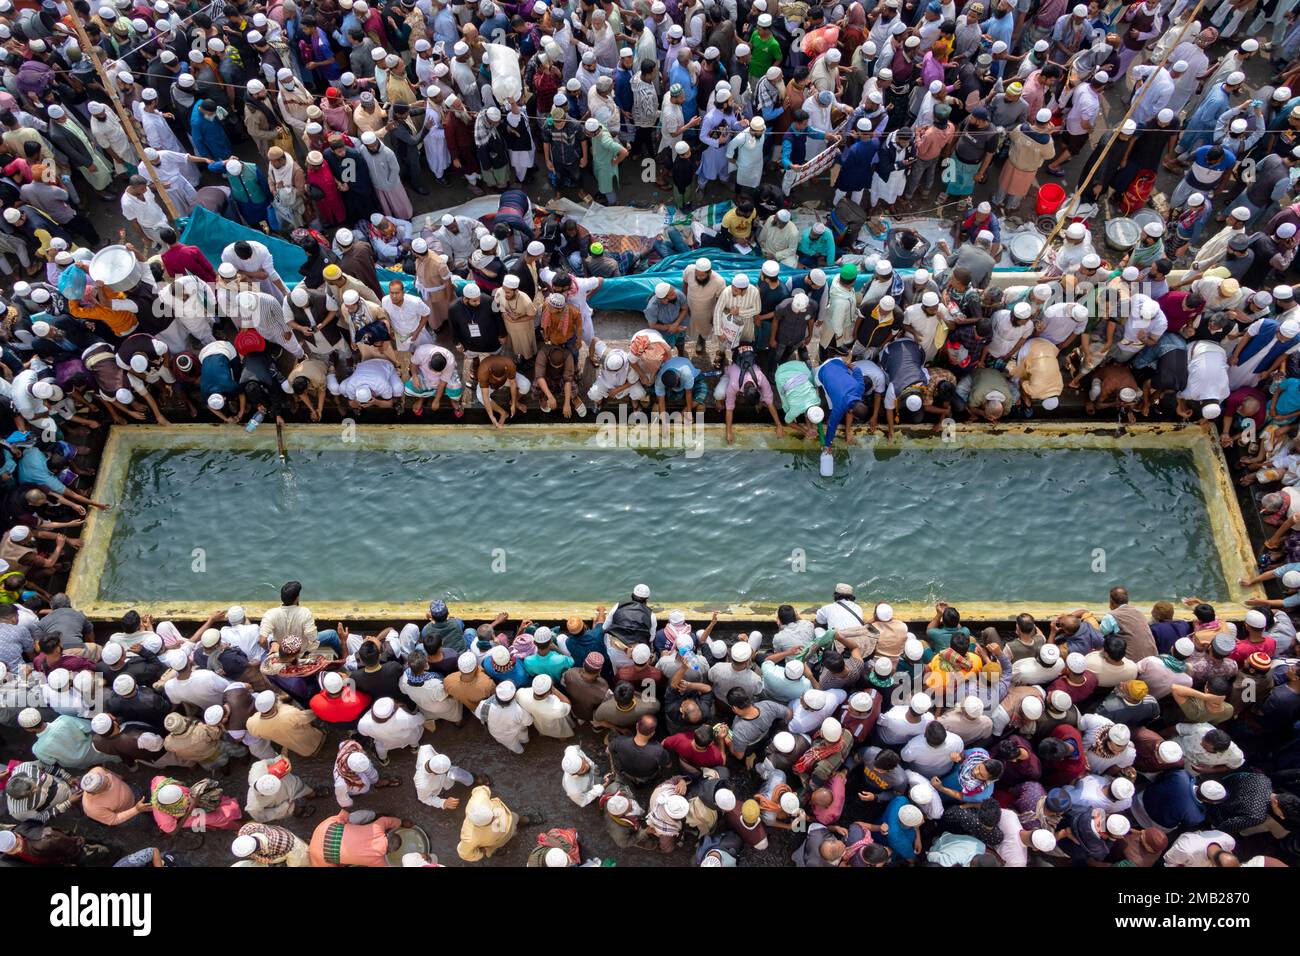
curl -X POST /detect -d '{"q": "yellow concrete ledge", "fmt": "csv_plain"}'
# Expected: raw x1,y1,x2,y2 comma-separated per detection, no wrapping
66,422,1267,623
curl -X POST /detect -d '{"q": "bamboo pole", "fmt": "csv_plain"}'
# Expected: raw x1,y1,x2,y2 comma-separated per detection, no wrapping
1029,0,1210,267
65,4,181,221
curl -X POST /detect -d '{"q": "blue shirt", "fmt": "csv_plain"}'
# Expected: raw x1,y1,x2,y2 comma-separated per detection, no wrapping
817,358,866,447
485,658,528,686
1140,769,1206,830
655,356,699,397
190,103,233,162
882,794,920,860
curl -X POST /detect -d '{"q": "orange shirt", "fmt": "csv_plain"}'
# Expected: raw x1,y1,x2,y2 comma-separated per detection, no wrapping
309,810,403,867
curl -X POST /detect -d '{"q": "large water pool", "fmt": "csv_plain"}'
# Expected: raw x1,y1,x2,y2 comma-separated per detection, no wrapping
69,424,1259,619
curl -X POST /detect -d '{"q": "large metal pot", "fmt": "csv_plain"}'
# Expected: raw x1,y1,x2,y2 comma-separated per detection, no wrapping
1105,217,1140,252
1007,231,1045,266
88,245,142,292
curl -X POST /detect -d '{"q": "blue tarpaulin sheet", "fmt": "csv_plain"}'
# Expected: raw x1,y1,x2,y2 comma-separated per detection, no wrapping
177,206,416,292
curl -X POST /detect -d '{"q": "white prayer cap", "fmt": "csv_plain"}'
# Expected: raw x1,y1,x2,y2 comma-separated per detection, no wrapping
361,130,378,145
372,697,396,719
736,43,751,56
179,72,196,86
544,847,569,867
157,784,184,805
254,690,277,712
873,657,894,677
139,733,163,752
1030,829,1057,852
561,749,586,774
633,584,651,599
547,293,566,308
876,602,894,622
783,660,804,681
757,12,773,26
1157,108,1175,123
802,689,826,711
584,117,601,133
772,731,796,755
102,643,124,665
962,695,984,718
322,672,345,694
165,649,190,671
1242,38,1260,52
730,641,752,663
820,717,843,742
921,291,940,308
1121,266,1140,282
0,831,17,853
462,283,482,299
336,227,355,248
909,782,935,805
1021,695,1044,719
489,645,511,667
47,668,71,691
231,835,258,858
1082,253,1102,269
496,680,517,702
347,751,372,774
1244,609,1268,630
410,238,429,256
454,41,470,55
1104,814,1131,837
525,240,546,257
114,674,138,696
88,100,108,114
1065,222,1086,240
3,208,20,224
910,693,932,714
632,643,652,665
1230,117,1248,134
485,106,502,122
1120,119,1137,135
255,774,283,797
1202,402,1222,420
762,259,781,278
664,795,690,819
1066,652,1087,674
1110,777,1135,800
91,713,114,734
897,803,924,827
429,753,451,774
1227,71,1246,85
1198,779,1227,802
621,46,635,58
606,794,631,817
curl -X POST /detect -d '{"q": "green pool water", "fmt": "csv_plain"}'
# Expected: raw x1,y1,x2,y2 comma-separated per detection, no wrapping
95,444,1229,607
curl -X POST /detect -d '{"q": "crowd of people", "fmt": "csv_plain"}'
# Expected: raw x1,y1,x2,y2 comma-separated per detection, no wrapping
0,0,1299,869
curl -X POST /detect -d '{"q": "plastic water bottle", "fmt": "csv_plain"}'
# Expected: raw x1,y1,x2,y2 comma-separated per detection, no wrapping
819,450,834,477
245,410,265,433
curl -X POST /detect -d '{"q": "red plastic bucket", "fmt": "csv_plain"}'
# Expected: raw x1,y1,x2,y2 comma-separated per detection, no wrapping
1036,182,1067,216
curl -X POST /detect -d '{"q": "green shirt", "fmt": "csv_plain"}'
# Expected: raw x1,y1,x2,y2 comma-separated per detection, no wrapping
748,31,783,78
592,130,623,195
774,360,818,422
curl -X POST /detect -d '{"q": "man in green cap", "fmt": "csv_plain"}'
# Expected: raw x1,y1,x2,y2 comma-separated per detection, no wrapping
816,263,860,361
585,241,634,278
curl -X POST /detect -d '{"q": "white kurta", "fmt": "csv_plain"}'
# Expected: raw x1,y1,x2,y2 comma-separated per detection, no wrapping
475,697,533,753
516,687,575,738
399,672,464,724
141,108,185,154
561,745,604,806
357,706,426,759
413,743,474,808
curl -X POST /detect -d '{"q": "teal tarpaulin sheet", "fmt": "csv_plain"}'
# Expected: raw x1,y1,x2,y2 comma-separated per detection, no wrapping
588,250,811,311
177,206,416,292
586,249,1032,311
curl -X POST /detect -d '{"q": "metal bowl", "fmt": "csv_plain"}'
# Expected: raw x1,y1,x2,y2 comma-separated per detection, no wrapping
1131,208,1163,232
88,245,141,292
1105,217,1140,251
